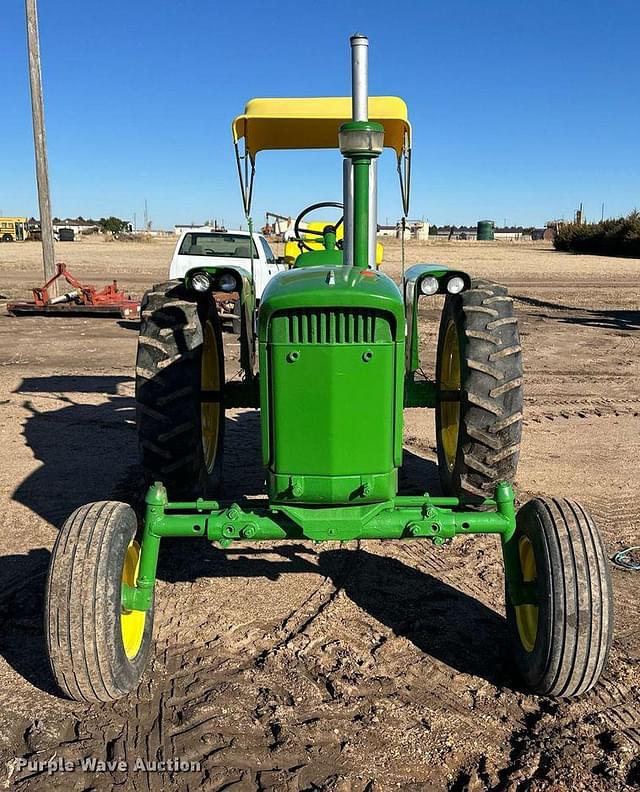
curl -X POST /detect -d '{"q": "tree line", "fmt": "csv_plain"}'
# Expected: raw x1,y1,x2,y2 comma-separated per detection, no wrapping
554,211,640,257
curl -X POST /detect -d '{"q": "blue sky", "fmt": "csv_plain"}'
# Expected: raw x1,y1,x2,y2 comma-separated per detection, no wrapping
2,0,639,229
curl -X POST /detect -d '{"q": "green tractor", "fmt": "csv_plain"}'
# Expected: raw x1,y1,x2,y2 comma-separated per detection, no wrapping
45,35,613,703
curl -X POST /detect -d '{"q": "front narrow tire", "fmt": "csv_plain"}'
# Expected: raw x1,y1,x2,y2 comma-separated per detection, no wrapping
504,497,614,697
45,502,154,702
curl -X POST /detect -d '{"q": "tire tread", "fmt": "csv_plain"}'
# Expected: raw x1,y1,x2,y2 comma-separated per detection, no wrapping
507,497,613,697
436,280,524,497
136,280,224,499
45,502,153,702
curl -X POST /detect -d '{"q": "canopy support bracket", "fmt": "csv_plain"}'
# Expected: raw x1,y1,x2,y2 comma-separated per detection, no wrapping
234,139,256,216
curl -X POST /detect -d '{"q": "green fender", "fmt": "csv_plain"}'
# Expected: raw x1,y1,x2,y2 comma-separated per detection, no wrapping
403,264,471,374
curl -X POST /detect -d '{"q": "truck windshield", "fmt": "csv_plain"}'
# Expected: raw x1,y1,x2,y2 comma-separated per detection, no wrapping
179,233,258,258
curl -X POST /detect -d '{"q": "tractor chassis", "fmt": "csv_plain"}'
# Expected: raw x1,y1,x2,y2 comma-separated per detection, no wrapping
121,481,524,614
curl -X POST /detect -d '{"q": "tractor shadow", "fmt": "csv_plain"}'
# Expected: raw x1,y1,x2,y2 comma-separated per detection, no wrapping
400,447,441,494
158,543,511,688
12,375,140,527
11,378,268,525
116,319,141,332
0,541,511,697
514,294,640,332
0,548,58,696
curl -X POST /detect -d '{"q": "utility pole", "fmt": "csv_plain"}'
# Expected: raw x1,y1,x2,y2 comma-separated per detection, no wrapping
25,0,57,295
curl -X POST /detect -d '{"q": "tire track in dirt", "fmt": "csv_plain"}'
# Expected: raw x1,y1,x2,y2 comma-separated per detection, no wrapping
524,396,640,423
393,538,501,605
451,684,640,791
373,524,640,790
575,676,640,750
486,677,640,791
7,551,348,790
94,539,522,788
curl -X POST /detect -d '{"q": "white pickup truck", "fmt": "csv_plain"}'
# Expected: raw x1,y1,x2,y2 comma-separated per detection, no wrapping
169,227,285,299
169,227,287,332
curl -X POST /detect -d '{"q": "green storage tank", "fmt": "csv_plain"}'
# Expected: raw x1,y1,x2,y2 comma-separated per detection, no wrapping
477,220,495,241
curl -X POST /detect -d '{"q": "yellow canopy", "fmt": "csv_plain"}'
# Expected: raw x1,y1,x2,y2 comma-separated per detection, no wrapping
232,96,411,158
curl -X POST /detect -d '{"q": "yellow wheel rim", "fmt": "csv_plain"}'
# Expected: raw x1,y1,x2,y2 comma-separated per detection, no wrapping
440,320,461,471
201,319,221,472
515,536,538,653
120,541,146,660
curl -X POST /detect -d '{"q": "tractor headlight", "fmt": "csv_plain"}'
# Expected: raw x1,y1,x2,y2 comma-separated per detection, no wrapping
420,276,439,295
217,272,238,293
446,276,465,294
191,272,211,292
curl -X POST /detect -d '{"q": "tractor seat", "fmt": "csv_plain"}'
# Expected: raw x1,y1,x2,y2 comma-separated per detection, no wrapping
294,249,344,268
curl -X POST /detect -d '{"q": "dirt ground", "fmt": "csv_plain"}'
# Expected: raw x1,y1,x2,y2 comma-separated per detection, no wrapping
0,235,638,791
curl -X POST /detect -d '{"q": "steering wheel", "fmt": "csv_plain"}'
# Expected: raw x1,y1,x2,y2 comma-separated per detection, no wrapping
293,201,344,252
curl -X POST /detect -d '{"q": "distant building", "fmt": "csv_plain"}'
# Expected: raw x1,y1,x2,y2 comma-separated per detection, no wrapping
174,222,227,235
411,221,430,240
493,226,525,241
174,223,205,235
436,225,478,241
377,224,397,237
52,218,101,236
532,228,547,241
376,221,430,239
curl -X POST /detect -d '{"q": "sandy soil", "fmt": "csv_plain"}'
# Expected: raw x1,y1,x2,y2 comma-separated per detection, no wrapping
0,236,638,791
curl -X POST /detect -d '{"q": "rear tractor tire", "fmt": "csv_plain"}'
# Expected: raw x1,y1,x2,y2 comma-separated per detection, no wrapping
136,280,225,499
45,502,154,702
505,498,614,697
435,279,523,499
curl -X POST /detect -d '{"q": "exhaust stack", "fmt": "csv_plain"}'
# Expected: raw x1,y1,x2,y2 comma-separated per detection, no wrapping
351,34,368,122
340,34,383,269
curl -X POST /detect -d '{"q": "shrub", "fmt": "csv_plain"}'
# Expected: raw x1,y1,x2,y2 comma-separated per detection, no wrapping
99,216,128,235
554,211,640,257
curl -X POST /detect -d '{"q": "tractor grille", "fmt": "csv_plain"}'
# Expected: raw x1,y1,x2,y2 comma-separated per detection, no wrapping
274,308,392,344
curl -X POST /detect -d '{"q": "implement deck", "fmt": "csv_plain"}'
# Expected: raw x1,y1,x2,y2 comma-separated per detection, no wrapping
7,300,140,319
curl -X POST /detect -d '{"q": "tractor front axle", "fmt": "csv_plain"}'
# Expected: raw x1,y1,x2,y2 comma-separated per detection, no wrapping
121,481,516,613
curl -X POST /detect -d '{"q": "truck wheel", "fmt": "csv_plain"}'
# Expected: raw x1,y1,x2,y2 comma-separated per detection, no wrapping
504,498,614,697
136,280,225,499
45,502,154,702
435,279,523,498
